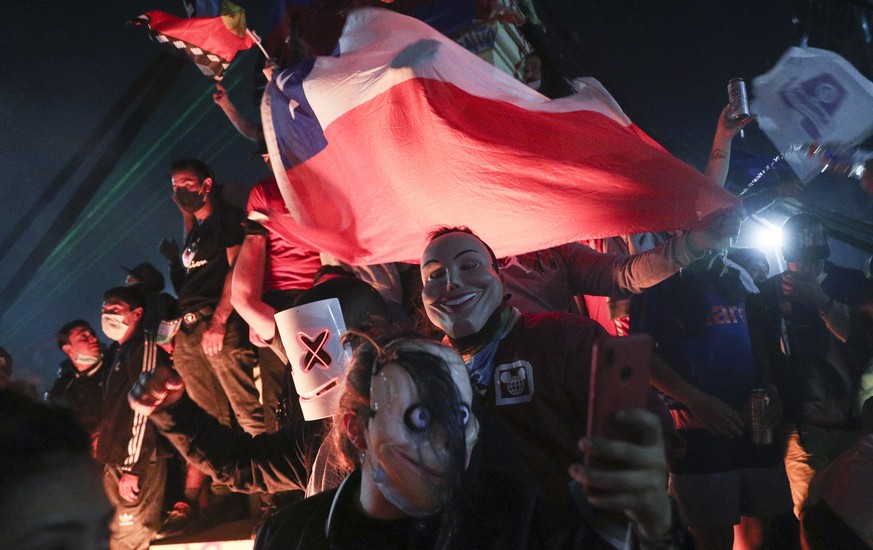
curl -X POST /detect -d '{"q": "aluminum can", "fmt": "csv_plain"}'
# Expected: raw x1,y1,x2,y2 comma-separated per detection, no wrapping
749,388,772,445
728,78,750,121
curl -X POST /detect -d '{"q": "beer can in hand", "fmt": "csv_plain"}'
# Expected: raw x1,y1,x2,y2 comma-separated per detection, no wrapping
728,78,750,121
749,388,772,445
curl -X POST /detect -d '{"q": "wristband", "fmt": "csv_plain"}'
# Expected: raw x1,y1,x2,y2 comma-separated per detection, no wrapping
242,218,269,236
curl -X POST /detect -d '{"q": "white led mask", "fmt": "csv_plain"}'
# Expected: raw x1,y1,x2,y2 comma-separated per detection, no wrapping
275,298,352,421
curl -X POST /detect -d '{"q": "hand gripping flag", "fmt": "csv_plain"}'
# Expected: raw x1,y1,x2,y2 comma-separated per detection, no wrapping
135,1,254,81
261,8,739,265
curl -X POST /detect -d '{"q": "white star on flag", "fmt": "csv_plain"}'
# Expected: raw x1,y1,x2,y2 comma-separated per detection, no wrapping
288,98,300,120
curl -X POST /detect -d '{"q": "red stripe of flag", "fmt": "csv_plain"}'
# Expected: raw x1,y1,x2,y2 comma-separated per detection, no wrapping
143,10,253,62
261,8,739,265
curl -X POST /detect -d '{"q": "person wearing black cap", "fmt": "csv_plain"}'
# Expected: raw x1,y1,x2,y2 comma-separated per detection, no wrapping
748,212,869,519
124,262,165,292
123,262,179,345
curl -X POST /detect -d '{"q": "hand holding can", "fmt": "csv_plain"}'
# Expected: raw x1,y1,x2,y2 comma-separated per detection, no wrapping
749,388,773,445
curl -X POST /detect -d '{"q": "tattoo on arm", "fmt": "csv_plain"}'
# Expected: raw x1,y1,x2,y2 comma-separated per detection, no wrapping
710,148,728,161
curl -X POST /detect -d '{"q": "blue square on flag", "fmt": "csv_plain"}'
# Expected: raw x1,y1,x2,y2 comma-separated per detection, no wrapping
270,59,328,169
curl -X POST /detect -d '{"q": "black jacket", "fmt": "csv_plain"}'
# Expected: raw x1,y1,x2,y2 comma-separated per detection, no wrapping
151,392,335,495
48,358,107,438
96,332,169,473
254,469,616,550
747,262,869,426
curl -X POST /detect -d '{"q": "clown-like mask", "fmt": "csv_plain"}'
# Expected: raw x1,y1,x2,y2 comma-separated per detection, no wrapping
364,340,479,517
421,232,503,338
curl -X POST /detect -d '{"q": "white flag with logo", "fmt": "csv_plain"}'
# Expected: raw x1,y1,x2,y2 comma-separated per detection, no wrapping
752,46,873,181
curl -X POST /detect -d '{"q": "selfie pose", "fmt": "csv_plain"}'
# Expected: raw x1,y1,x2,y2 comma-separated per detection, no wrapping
418,227,684,547
256,335,679,549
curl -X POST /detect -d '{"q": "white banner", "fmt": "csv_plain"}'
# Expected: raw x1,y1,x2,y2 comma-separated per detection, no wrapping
752,47,873,181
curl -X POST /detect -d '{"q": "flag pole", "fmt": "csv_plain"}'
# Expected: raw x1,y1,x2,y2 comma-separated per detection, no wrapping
246,29,271,59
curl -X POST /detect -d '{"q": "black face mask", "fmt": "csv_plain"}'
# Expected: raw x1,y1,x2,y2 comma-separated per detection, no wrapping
174,187,207,213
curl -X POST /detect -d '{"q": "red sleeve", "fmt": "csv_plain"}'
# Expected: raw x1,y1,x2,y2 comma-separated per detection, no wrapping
246,179,268,216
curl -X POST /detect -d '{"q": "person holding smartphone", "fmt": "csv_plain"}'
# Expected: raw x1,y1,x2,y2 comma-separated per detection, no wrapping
421,227,685,548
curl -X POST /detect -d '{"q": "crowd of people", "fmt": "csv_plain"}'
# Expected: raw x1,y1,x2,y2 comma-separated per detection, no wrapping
3,45,873,550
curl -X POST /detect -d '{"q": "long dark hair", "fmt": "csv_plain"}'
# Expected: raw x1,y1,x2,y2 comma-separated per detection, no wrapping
331,333,469,548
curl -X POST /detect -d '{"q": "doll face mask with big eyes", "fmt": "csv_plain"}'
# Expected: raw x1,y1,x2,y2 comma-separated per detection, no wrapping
363,341,479,517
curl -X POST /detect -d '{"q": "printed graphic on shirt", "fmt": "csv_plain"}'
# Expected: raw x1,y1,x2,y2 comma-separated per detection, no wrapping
494,360,534,405
705,304,747,326
182,237,207,270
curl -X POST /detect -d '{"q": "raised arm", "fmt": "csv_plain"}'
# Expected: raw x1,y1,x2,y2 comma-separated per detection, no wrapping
704,104,756,187
565,209,743,297
213,82,262,142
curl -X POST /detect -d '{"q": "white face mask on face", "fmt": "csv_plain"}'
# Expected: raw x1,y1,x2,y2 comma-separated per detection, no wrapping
74,353,101,366
101,313,128,342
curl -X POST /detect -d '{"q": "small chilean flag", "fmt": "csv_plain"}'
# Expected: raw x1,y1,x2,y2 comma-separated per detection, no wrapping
261,8,739,265
135,6,254,80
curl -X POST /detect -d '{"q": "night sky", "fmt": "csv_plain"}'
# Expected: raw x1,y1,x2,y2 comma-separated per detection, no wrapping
3,1,871,392
1,1,270,390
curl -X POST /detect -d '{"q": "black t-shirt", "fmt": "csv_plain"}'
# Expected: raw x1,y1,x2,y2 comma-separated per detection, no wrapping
177,200,245,314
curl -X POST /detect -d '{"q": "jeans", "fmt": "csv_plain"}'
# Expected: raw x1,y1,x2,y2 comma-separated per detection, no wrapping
174,315,265,435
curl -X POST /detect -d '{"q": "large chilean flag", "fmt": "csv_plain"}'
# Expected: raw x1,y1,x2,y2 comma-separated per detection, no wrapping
261,8,739,265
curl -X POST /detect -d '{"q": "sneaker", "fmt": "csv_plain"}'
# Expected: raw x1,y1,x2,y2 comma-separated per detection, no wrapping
154,501,198,541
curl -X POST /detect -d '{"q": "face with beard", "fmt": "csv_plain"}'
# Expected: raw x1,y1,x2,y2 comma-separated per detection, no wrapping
421,231,503,339
359,340,479,517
